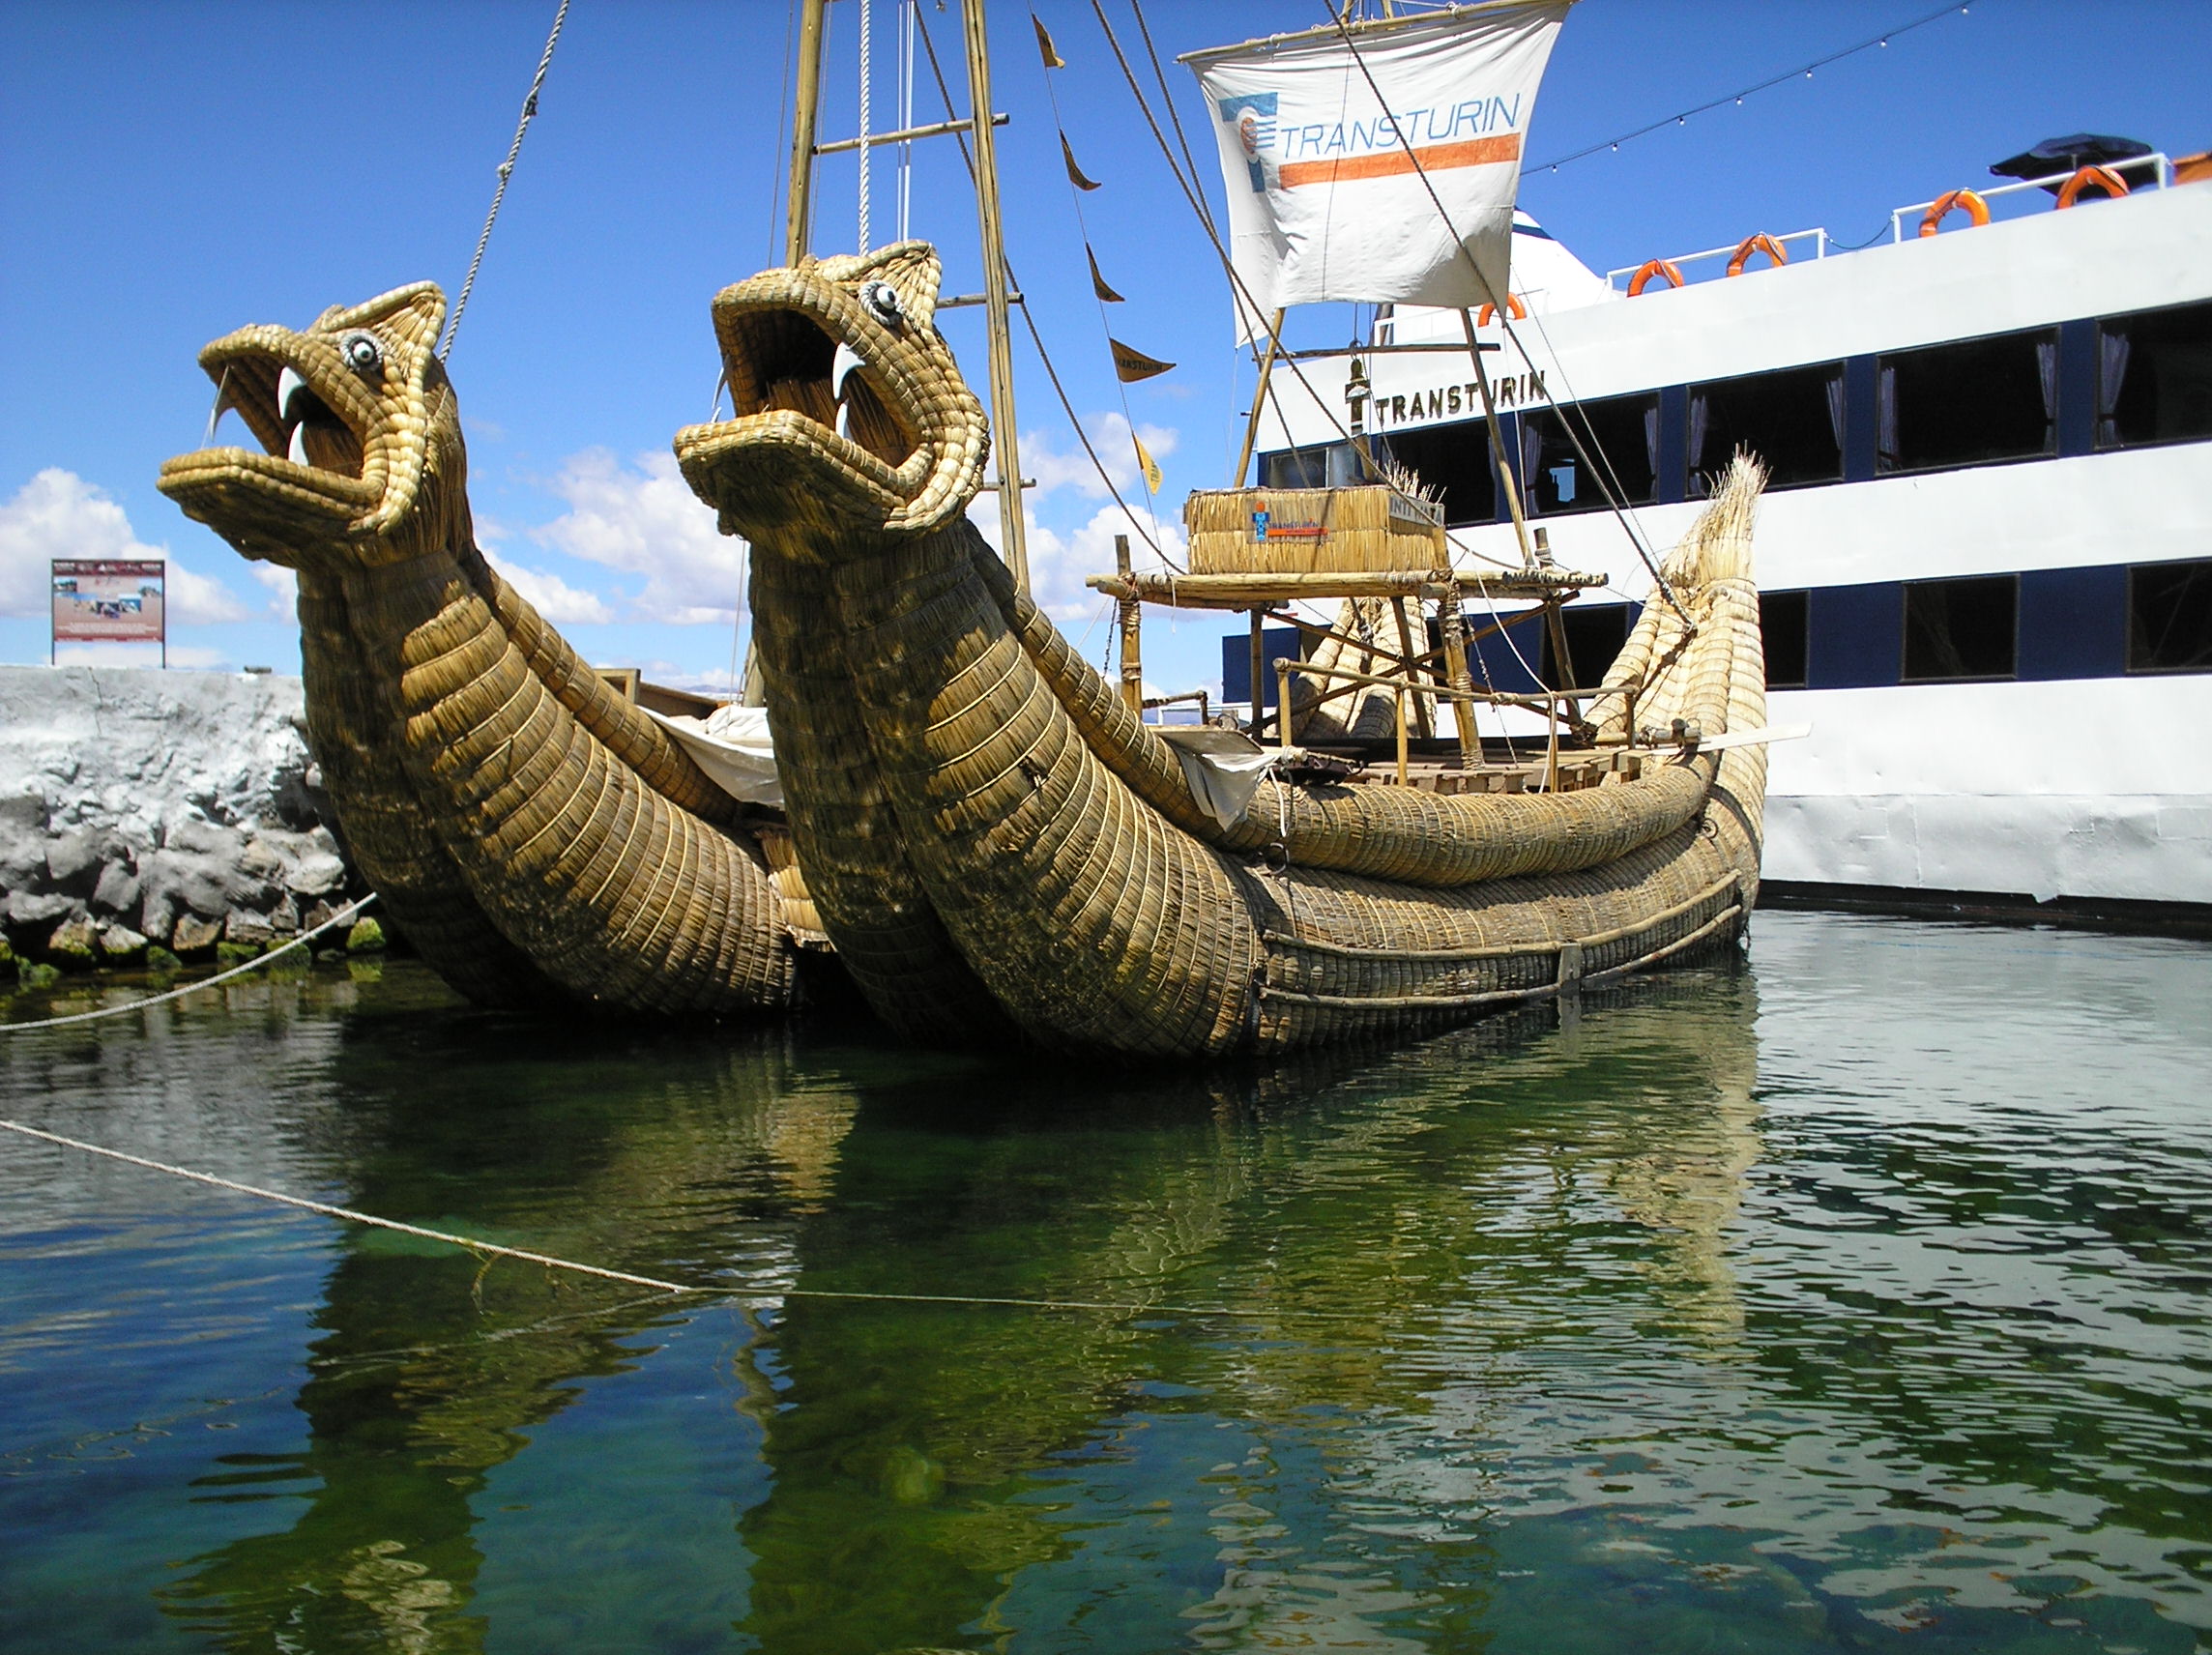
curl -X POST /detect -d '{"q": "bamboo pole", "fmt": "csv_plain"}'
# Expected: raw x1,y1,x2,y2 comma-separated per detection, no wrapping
1436,595,1481,769
961,0,1029,593
1085,568,1597,607
784,0,830,265
1390,597,1434,739
1232,308,1290,488
1248,609,1266,737
1114,533,1143,715
1394,686,1409,785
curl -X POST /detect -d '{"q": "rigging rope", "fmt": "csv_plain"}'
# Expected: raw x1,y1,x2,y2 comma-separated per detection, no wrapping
1319,6,1688,622
858,0,874,250
0,895,378,1034
1030,11,1168,556
440,0,573,362
906,4,1179,567
1529,2,1974,174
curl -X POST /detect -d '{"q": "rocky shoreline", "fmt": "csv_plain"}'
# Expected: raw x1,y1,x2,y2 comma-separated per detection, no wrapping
0,665,380,978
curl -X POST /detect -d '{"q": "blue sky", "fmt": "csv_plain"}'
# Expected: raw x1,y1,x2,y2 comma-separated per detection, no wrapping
3,0,2206,693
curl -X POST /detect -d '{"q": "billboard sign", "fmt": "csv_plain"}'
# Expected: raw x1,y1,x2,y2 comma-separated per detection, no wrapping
52,559,166,662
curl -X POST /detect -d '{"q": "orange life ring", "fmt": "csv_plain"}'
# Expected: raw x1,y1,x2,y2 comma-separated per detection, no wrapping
2055,164,2130,208
1725,234,1789,276
1625,259,1684,297
1918,189,1991,236
1475,293,1528,326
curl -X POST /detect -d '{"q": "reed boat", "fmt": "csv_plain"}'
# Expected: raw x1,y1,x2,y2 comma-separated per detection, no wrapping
673,244,1770,1056
157,283,802,1017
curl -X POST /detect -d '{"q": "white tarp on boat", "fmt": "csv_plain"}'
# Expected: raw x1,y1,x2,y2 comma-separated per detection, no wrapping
1186,2,1569,341
647,703,782,807
1157,726,1278,828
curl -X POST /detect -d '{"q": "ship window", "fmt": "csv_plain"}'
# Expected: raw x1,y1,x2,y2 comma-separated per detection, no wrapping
1903,574,2017,682
1688,363,1844,494
2127,560,2212,674
1877,330,2057,473
1260,442,1363,489
1541,601,1634,690
1381,420,1497,527
1521,394,1660,513
1762,590,1809,688
2099,302,2212,450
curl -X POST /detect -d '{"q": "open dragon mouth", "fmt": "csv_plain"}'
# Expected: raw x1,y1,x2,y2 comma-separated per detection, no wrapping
159,333,387,529
208,350,370,482
717,305,919,472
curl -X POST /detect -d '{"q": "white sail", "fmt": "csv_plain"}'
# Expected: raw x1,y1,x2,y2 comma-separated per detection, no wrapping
1185,2,1570,341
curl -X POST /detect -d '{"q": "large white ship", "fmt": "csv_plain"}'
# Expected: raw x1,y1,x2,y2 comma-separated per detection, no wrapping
1229,147,2212,929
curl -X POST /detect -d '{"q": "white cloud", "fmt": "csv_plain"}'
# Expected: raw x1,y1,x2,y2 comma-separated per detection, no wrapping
532,449,745,624
482,547,616,625
969,493,1187,624
1023,413,1180,503
248,563,297,619
0,467,252,624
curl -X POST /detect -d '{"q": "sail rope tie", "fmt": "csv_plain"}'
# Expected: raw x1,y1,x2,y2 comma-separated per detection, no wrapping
0,1118,1378,1322
0,894,378,1034
440,0,572,361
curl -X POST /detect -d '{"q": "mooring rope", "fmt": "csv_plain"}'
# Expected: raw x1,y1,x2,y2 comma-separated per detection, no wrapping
0,894,378,1034
0,1116,1376,1322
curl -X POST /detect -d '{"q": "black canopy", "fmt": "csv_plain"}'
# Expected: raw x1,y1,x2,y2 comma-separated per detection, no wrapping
1990,133,2152,191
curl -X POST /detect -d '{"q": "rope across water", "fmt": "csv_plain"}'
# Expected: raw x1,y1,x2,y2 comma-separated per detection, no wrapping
0,1118,1377,1322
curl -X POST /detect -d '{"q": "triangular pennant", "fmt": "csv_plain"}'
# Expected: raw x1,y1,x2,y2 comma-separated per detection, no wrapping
1110,337,1175,383
1133,427,1163,494
1032,14,1064,70
1061,132,1101,192
1086,245,1124,305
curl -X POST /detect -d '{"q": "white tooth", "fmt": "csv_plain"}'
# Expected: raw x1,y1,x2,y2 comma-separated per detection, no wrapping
831,341,863,402
277,365,312,423
835,401,853,441
288,421,311,466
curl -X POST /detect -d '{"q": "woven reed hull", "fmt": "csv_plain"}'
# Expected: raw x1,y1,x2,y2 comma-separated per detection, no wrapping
304,541,800,1016
749,552,1009,1038
758,463,1766,1057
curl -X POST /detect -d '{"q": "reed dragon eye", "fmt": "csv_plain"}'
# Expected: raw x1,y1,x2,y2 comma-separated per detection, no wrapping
342,334,383,374
859,281,905,328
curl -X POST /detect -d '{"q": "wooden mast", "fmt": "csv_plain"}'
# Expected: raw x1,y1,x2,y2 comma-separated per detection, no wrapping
961,0,1031,593
784,0,830,265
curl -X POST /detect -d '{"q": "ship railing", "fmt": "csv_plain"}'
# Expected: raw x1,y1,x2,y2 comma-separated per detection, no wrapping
1603,227,1829,293
1887,153,2176,242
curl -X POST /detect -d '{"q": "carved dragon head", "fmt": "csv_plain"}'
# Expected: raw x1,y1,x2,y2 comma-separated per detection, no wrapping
158,282,467,569
674,243,988,555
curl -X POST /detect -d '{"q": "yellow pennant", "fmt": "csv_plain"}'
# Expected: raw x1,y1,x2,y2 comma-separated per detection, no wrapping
1110,337,1175,383
1133,428,1163,494
1032,14,1064,69
1061,132,1101,192
1086,245,1125,305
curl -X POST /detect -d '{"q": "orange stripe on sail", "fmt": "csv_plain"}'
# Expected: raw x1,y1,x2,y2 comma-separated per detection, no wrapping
1278,132,1521,189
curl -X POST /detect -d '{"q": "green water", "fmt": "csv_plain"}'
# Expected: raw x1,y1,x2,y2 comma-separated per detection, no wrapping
1,913,2207,1654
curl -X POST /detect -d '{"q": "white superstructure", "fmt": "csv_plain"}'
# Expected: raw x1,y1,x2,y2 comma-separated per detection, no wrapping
1240,166,2212,918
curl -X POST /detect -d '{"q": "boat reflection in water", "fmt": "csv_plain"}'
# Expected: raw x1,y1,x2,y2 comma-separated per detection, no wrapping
131,969,1763,1650
6,919,2207,1653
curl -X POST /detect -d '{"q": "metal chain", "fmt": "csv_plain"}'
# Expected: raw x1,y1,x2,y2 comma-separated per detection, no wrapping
440,0,573,362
